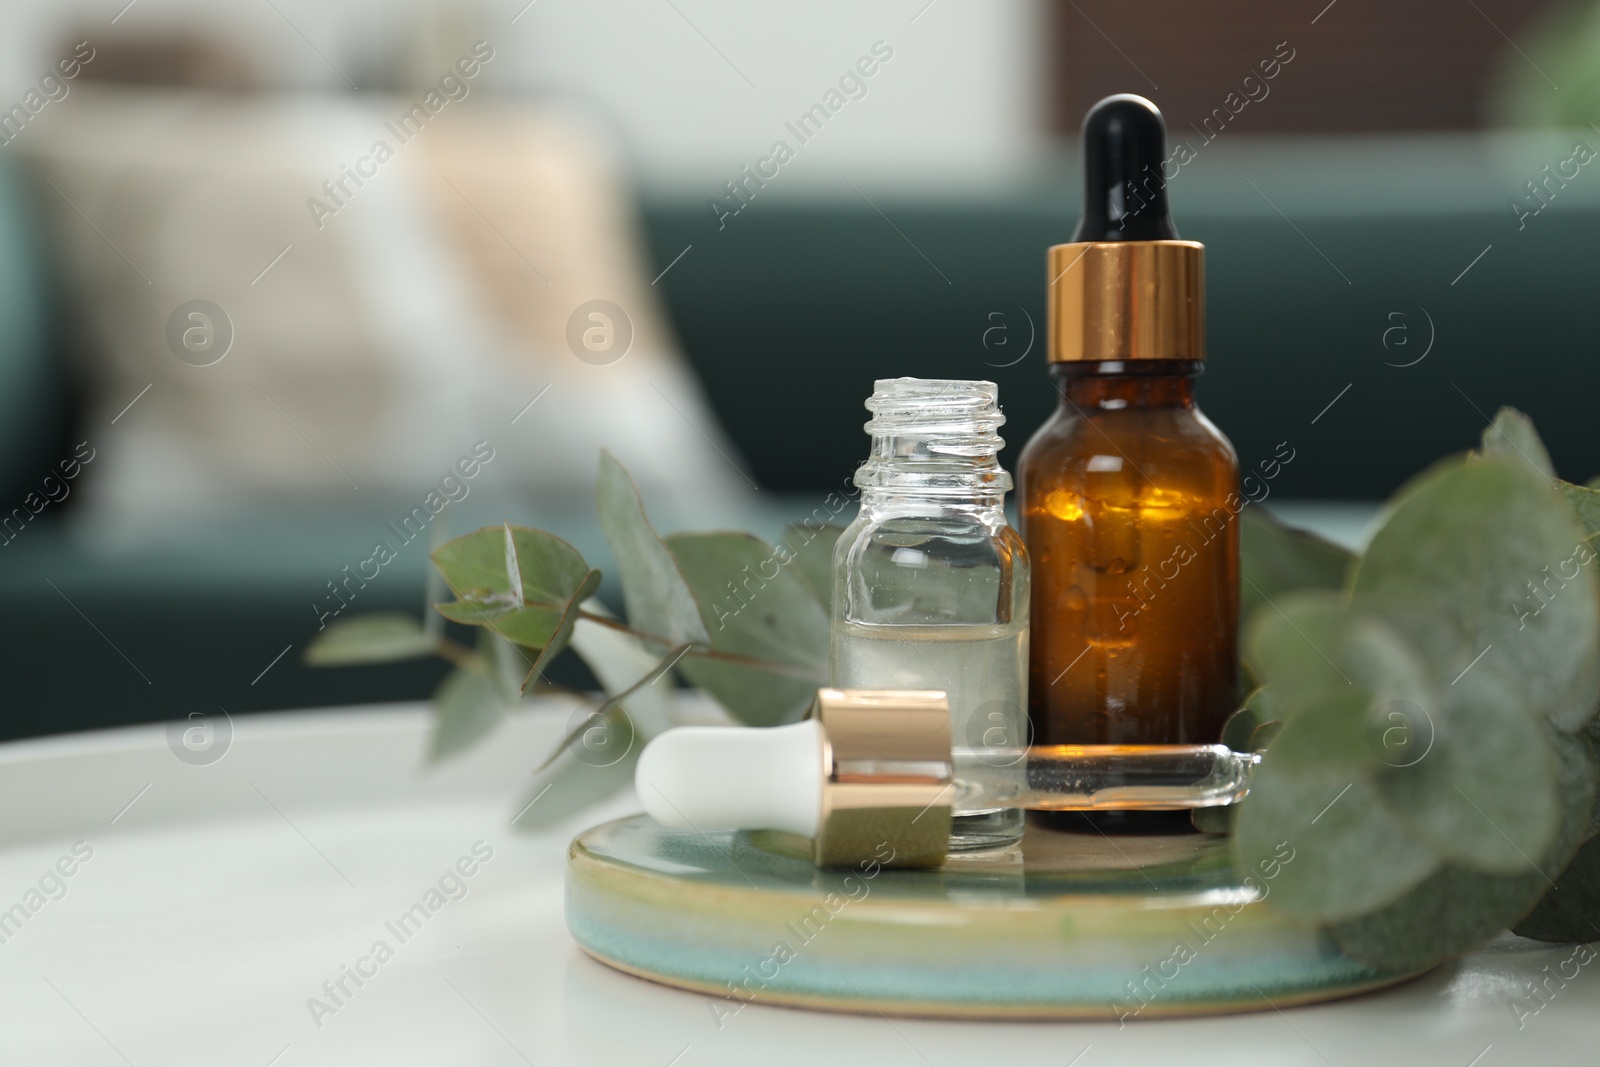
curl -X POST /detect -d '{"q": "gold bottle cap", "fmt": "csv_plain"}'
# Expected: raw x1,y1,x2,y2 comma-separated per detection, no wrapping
812,688,953,869
1047,240,1205,363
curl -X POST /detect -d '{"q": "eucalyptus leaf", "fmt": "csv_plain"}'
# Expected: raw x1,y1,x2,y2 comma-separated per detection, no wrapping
1207,596,1445,909
433,524,589,602
512,738,640,831
432,526,596,649
1334,863,1563,972
550,704,636,774
1222,694,1273,751
1333,727,1595,969
1478,406,1555,480
523,569,602,690
502,522,526,609
1239,506,1353,625
422,561,446,641
1191,805,1233,835
1250,719,1283,750
433,599,517,625
1233,598,1444,920
1244,592,1437,772
1513,732,1600,945
1375,680,1560,874
1233,707,1435,921
1220,689,1273,754
1554,722,1598,849
1583,724,1600,842
429,667,507,762
1240,660,1260,694
535,644,683,773
1512,835,1600,942
1351,457,1600,733
1560,481,1600,542
521,610,662,808
596,451,707,648
672,657,819,729
567,608,677,739
487,631,528,705
304,613,437,665
784,521,846,610
666,530,830,726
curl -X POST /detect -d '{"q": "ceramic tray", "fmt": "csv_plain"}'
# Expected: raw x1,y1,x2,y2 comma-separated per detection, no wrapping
566,814,1426,1020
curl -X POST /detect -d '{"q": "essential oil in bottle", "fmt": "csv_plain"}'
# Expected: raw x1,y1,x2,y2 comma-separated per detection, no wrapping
1019,95,1240,751
831,378,1030,851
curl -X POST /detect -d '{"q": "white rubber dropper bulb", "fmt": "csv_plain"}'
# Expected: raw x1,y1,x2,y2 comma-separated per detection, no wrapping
635,720,825,838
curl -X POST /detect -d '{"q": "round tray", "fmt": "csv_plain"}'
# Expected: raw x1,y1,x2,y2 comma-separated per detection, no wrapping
566,814,1426,1021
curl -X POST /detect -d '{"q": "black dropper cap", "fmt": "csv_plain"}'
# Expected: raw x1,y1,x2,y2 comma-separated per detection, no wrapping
1072,94,1179,242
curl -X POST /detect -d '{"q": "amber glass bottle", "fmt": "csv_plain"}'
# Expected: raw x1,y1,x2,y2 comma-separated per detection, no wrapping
1020,361,1238,744
1019,94,1240,748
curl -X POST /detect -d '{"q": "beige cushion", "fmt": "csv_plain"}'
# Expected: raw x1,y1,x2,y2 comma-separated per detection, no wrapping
17,86,748,533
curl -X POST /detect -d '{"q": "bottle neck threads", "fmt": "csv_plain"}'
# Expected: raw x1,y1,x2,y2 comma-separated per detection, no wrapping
854,378,1011,502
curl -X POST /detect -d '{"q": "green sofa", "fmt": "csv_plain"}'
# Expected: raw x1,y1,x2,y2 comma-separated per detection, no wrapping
2,138,1592,738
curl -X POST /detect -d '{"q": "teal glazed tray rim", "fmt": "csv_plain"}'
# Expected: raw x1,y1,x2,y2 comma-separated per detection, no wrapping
564,815,1430,1021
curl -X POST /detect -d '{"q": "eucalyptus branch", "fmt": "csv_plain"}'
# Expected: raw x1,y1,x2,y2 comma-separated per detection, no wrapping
573,609,823,681
523,678,592,700
575,609,646,635
535,643,692,772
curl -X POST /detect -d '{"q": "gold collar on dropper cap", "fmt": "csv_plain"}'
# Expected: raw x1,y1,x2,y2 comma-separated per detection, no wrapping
1049,94,1205,364
811,688,953,869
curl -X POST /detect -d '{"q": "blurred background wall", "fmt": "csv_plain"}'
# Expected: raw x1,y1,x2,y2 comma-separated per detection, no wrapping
0,0,1594,734
0,0,1045,180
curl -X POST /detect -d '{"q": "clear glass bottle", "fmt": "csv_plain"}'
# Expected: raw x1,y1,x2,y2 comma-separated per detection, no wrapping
830,378,1031,851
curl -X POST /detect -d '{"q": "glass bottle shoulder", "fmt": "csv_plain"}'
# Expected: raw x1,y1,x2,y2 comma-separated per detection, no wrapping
834,504,1028,578
832,502,1029,629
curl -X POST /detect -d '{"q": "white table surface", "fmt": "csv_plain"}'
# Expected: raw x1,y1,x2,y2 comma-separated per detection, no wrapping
0,700,1591,1067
